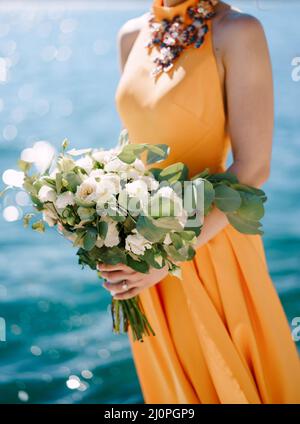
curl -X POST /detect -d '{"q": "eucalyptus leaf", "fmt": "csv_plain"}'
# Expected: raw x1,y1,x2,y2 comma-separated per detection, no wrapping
146,144,169,164
214,184,241,212
127,255,149,274
158,162,189,184
136,215,167,242
83,228,97,251
227,212,264,235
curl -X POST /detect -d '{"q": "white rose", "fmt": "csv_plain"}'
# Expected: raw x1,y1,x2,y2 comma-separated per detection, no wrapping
95,236,104,248
38,185,57,203
153,186,187,227
92,148,119,164
104,173,121,191
132,159,145,173
55,191,75,209
76,177,99,204
96,176,119,206
102,217,120,247
125,229,152,256
42,208,58,227
139,175,159,192
125,180,149,205
104,157,128,173
75,155,94,173
89,169,104,180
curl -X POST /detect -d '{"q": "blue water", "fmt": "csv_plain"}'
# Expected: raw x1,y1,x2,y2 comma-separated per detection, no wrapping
0,0,299,404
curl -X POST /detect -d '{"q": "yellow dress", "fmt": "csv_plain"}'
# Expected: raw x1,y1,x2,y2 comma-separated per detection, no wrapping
115,0,300,404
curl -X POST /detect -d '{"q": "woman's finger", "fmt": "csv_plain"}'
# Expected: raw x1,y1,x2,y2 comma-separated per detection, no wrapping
103,279,137,294
97,263,132,273
113,286,141,300
101,270,139,283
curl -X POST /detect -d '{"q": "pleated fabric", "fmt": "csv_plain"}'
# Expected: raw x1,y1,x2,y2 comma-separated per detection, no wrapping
115,0,300,403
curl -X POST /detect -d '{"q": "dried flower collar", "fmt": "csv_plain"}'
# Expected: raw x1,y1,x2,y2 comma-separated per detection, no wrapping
146,0,219,77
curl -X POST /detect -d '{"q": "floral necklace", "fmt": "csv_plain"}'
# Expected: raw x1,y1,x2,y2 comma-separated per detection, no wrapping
146,0,219,77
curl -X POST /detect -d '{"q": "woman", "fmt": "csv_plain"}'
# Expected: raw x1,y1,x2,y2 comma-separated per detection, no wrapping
98,0,300,403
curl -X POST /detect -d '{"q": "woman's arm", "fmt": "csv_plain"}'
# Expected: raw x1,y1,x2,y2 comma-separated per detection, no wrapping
194,13,274,249
117,14,148,72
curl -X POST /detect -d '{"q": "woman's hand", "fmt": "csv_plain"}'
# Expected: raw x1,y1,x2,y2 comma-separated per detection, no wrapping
97,263,169,300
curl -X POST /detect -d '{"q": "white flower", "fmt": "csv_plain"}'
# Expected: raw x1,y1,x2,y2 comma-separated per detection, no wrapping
42,208,58,227
55,191,75,209
139,175,159,192
101,174,121,194
153,186,187,227
76,177,99,204
104,157,128,173
125,180,149,203
163,233,172,245
92,148,119,164
58,157,76,173
89,169,104,180
38,185,57,203
49,167,59,179
132,159,145,173
96,177,119,207
125,229,152,256
95,236,104,248
100,216,120,247
75,155,94,173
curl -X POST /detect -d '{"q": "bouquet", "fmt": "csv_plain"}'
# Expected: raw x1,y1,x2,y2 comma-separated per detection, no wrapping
1,130,267,341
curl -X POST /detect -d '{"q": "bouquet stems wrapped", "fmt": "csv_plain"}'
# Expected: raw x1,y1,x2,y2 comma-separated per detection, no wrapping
1,130,267,341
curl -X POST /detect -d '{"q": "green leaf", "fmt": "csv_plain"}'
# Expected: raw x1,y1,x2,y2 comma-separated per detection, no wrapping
17,159,32,173
56,173,62,194
149,168,162,180
146,144,169,164
232,184,267,202
170,232,184,249
143,249,165,269
191,168,210,180
158,162,189,184
117,144,145,164
83,228,97,251
214,184,241,212
97,246,127,265
77,207,95,222
32,220,45,233
238,192,265,221
178,230,198,242
61,138,69,152
23,213,35,228
202,179,215,215
127,255,149,273
72,229,86,247
208,172,238,184
118,128,129,147
63,172,82,192
227,212,264,235
155,216,184,232
97,220,108,238
136,215,167,242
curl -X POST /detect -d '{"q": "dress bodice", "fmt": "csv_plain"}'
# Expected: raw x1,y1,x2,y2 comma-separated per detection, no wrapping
115,0,230,177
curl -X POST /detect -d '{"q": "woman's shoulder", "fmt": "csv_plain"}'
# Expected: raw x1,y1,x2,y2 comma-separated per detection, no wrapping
117,13,149,69
215,7,266,52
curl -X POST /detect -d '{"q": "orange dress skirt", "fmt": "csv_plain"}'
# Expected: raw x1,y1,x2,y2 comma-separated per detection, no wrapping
115,0,300,404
